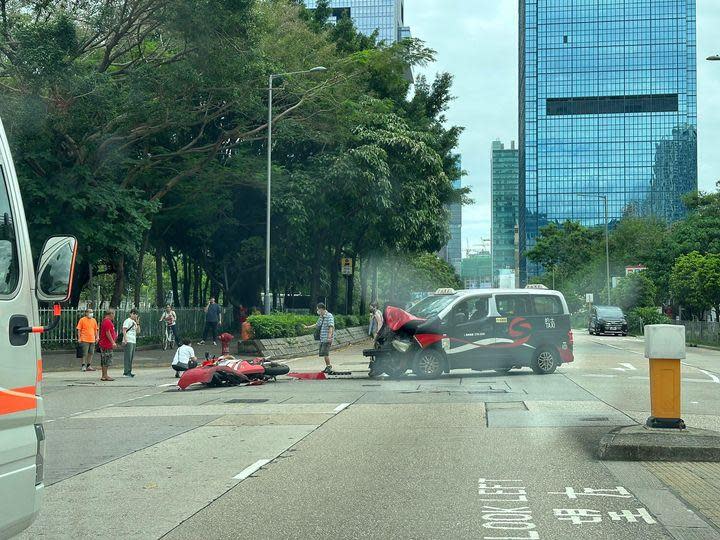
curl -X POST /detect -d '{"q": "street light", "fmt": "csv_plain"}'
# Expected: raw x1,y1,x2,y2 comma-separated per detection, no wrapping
707,55,720,61
577,193,611,304
265,66,328,314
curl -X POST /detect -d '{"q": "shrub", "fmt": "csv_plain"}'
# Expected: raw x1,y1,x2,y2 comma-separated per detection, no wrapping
628,307,671,335
247,314,317,339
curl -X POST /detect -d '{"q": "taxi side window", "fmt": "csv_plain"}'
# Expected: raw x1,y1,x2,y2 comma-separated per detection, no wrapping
495,295,531,317
532,296,563,315
0,166,19,297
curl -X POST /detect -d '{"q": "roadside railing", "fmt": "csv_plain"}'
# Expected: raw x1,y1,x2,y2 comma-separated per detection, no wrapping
679,321,720,347
39,307,234,346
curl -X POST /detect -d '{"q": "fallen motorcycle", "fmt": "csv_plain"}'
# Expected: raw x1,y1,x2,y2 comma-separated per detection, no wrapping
177,356,290,390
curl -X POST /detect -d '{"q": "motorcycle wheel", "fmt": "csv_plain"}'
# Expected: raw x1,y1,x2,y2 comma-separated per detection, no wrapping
263,363,290,377
382,356,408,379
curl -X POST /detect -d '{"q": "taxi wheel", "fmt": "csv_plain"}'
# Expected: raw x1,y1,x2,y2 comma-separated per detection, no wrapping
531,348,558,375
384,356,408,379
412,350,445,379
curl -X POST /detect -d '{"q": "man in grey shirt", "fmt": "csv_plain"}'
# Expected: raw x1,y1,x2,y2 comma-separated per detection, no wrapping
199,297,222,346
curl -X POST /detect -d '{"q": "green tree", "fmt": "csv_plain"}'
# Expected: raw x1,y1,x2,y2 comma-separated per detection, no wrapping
670,252,710,320
611,272,657,312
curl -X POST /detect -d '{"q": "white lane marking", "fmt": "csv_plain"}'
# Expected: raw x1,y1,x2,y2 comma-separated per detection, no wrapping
619,363,637,371
692,401,699,404
579,374,617,378
695,369,720,384
333,403,351,413
157,383,176,387
233,459,271,480
612,368,627,372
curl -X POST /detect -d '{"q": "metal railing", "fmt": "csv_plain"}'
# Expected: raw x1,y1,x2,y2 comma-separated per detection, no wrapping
680,321,720,347
39,307,233,345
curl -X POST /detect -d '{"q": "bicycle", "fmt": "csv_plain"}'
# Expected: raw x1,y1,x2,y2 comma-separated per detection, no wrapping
163,323,176,351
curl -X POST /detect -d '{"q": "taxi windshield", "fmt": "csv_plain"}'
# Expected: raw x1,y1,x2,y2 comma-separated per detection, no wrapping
407,294,457,318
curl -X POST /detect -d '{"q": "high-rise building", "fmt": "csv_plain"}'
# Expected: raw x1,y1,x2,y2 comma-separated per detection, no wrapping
491,140,519,285
302,0,410,44
519,0,697,281
439,158,462,276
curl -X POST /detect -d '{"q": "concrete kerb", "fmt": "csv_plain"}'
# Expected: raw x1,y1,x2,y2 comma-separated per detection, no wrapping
238,326,369,360
599,424,720,462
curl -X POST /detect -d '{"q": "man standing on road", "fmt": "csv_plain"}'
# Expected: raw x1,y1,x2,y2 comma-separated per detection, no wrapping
98,310,118,382
304,303,335,374
76,308,99,372
199,297,222,346
122,309,140,378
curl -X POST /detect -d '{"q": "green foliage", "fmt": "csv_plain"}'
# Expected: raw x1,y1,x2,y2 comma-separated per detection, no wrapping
611,272,657,312
628,307,671,334
247,314,317,339
378,252,462,306
670,252,711,319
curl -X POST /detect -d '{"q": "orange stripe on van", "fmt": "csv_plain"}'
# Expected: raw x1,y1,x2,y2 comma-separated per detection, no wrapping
37,359,43,382
0,386,37,415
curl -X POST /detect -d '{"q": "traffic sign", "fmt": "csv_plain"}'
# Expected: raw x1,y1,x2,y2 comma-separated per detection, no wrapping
341,257,353,275
586,293,594,303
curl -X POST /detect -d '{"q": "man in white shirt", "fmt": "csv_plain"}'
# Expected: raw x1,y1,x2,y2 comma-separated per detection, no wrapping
122,309,140,378
172,338,197,378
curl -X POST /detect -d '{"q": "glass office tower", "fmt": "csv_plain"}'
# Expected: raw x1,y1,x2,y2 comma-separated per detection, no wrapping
519,0,697,281
491,140,519,285
303,0,409,43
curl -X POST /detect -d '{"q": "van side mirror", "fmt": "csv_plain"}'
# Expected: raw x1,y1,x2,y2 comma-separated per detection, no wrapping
36,235,78,303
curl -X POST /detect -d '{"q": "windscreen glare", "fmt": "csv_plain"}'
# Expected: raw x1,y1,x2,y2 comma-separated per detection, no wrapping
597,307,624,318
408,295,458,318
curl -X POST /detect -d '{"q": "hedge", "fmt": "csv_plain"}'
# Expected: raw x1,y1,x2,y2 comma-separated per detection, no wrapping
246,313,368,339
627,307,671,335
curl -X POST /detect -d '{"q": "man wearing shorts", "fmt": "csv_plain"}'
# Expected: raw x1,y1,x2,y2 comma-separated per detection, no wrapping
306,303,335,373
76,308,99,372
98,309,118,381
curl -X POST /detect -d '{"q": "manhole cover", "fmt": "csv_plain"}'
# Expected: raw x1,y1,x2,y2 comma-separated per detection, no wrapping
581,417,610,422
225,399,268,404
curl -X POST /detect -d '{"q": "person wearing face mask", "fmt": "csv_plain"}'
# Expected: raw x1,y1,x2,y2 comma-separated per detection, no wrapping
76,308,99,372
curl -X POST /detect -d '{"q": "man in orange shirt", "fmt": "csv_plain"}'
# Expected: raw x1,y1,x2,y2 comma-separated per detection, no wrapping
77,308,99,372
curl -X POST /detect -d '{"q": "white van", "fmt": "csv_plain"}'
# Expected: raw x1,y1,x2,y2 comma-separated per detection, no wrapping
0,117,77,539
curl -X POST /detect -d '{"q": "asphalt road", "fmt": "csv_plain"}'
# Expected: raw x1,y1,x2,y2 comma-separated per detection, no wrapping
18,333,720,539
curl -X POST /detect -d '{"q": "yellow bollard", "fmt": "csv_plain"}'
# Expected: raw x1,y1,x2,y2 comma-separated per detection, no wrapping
645,325,686,429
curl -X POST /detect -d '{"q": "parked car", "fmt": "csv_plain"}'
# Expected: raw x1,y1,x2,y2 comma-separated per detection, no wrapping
588,305,628,336
363,288,574,378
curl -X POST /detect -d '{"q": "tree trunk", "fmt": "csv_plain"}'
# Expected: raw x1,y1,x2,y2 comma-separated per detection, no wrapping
192,263,200,306
110,255,125,307
359,257,368,315
155,248,165,307
210,280,220,301
202,274,209,304
371,257,379,303
309,243,322,313
347,256,355,315
166,249,180,307
69,257,91,308
181,254,190,307
328,248,339,312
133,230,150,308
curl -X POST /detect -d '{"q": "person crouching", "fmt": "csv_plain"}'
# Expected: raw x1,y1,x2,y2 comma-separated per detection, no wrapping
171,338,198,378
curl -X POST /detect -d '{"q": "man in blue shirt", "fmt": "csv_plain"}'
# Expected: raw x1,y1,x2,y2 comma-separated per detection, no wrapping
305,303,335,373
199,297,222,346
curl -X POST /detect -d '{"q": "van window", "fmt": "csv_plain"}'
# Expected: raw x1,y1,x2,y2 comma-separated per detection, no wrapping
495,295,531,317
0,166,19,296
532,295,564,315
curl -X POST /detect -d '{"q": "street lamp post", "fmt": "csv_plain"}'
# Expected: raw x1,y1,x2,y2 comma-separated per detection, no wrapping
265,66,327,314
578,193,611,304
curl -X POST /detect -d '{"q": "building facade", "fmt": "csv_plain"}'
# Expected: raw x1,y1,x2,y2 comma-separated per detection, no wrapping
491,140,519,285
519,0,697,281
302,0,410,43
439,156,463,276
461,252,493,290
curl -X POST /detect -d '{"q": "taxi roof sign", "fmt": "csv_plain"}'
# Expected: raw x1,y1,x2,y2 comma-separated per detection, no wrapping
435,288,457,295
526,284,549,290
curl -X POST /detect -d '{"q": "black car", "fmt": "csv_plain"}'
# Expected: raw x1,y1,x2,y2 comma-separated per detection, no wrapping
588,305,628,336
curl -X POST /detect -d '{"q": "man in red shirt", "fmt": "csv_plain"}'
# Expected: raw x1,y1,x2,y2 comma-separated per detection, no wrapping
98,309,118,381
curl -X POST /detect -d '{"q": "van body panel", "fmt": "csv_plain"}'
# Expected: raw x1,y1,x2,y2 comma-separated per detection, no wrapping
0,117,42,537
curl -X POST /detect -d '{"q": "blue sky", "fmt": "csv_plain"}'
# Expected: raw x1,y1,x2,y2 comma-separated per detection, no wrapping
405,0,720,254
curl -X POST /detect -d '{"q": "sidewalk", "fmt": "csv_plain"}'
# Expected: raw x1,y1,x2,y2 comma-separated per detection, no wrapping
42,342,229,372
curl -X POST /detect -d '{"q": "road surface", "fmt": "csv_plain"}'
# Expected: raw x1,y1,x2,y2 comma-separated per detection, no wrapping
19,333,720,539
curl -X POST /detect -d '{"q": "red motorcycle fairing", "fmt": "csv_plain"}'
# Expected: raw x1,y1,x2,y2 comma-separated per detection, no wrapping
384,306,425,332
178,358,265,390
